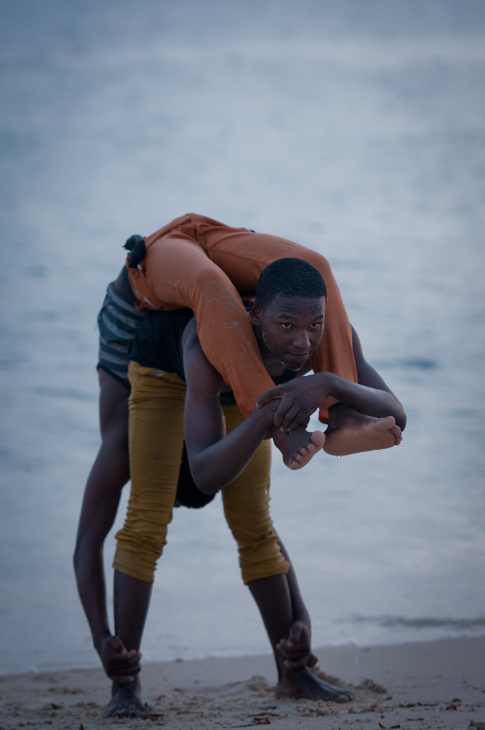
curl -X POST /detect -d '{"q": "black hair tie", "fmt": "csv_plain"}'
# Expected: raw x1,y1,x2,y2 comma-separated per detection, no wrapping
123,234,147,268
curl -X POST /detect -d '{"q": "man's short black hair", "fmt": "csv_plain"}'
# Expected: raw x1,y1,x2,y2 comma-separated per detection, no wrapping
255,258,327,308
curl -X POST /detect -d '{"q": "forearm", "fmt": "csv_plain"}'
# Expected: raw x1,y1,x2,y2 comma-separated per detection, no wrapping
320,372,406,429
73,541,112,649
188,400,279,493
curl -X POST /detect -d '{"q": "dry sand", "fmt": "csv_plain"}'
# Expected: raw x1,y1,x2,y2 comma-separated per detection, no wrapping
0,637,483,730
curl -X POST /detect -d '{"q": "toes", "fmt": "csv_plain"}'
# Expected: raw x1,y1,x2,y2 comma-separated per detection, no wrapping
311,430,326,447
373,416,396,432
335,692,352,703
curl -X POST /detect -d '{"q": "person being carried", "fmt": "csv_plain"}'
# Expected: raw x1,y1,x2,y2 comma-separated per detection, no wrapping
123,213,403,462
106,258,406,717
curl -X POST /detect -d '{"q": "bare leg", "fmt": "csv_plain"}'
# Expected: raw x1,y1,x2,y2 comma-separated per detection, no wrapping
105,571,154,718
73,370,140,681
324,404,402,457
247,539,352,703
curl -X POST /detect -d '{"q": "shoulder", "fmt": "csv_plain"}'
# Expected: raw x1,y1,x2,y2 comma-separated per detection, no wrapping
182,320,223,396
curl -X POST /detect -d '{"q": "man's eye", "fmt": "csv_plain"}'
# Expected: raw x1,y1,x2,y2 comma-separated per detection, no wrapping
310,322,321,329
281,323,292,329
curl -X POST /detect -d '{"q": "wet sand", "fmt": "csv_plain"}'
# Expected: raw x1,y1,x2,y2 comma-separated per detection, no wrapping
1,636,483,729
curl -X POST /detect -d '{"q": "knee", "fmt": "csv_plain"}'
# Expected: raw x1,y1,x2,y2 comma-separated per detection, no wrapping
113,527,167,583
192,267,238,305
239,538,290,584
231,526,290,585
300,250,332,279
100,420,129,454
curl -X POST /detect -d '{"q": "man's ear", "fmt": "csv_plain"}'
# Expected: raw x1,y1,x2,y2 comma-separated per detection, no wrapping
249,299,263,327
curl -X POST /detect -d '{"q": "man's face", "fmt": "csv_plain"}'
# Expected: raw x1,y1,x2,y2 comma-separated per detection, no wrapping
250,294,325,371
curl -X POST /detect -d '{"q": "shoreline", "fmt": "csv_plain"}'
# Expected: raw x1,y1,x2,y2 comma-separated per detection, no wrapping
1,636,483,729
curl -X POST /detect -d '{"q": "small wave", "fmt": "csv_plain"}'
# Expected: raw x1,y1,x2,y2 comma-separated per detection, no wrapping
345,614,485,630
31,386,96,402
374,357,439,370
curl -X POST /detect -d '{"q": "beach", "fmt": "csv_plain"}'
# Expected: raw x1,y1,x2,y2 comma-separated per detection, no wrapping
1,637,484,729
1,0,484,719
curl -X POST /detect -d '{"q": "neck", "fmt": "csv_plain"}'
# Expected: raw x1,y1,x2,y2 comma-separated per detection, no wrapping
252,325,286,378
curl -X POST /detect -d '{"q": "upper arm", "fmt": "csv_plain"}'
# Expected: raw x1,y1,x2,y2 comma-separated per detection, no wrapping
351,325,395,395
182,323,225,464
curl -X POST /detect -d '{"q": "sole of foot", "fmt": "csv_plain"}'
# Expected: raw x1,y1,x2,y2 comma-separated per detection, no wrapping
324,415,401,457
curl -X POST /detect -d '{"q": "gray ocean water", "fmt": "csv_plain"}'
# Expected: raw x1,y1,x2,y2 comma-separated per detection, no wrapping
1,0,484,675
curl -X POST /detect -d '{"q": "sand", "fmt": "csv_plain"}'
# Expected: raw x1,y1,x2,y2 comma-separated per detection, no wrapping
0,637,483,729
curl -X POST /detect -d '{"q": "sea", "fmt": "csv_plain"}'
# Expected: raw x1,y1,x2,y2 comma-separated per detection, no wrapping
0,0,484,675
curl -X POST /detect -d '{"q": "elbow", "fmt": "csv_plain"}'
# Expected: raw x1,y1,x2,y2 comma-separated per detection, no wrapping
396,406,407,431
190,456,232,495
196,478,219,496
73,533,100,576
73,540,86,578
192,469,224,496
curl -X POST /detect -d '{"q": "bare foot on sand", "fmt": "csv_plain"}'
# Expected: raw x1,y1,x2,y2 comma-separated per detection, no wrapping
273,426,325,469
106,680,153,718
324,407,402,457
275,667,353,703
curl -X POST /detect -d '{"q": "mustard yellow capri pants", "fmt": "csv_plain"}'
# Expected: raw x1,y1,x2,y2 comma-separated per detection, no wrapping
113,362,290,585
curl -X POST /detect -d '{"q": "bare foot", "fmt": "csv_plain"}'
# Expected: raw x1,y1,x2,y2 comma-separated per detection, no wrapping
106,680,153,718
272,426,325,469
275,667,353,703
324,408,402,457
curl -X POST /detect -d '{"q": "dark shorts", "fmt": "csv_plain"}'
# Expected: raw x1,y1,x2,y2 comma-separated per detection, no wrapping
97,274,147,389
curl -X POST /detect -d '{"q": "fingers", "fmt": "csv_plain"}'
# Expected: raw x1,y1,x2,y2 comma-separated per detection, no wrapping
110,671,139,685
107,659,141,683
287,622,304,644
256,386,285,408
102,636,141,683
277,622,312,669
277,639,308,669
106,652,141,679
275,402,306,433
105,635,125,653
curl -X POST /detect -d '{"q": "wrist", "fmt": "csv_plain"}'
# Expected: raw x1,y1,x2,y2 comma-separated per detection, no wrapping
93,629,112,652
317,371,336,397
293,610,311,627
253,398,280,427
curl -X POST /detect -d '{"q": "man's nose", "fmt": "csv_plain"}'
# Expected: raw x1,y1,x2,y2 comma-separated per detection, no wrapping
293,330,311,350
